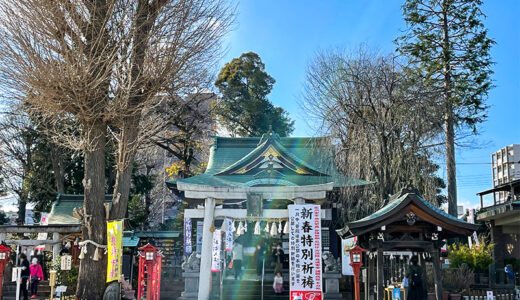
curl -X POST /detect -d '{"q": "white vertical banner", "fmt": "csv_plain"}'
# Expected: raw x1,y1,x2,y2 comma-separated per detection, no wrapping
224,218,234,251
289,204,323,300
467,209,480,249
37,213,49,240
211,229,221,272
196,221,204,254
36,213,49,251
342,237,357,276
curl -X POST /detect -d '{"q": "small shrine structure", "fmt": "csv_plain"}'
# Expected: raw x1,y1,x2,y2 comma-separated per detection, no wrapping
337,186,480,300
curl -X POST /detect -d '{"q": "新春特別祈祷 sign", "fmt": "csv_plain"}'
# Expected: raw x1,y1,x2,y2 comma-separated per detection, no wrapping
289,204,322,300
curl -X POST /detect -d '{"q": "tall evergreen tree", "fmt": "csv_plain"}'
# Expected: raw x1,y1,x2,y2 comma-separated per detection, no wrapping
215,52,294,137
396,0,494,216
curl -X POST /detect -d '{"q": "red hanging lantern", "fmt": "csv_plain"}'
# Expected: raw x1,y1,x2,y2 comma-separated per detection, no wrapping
348,245,367,300
0,245,12,297
137,243,162,300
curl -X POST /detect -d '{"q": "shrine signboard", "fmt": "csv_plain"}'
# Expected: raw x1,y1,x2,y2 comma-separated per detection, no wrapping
289,204,322,300
246,193,262,217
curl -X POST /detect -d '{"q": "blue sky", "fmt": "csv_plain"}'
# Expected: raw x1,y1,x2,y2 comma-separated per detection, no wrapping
220,0,520,209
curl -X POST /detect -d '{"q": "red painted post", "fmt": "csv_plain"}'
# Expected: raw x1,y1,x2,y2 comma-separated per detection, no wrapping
137,243,162,300
349,245,367,300
0,245,12,298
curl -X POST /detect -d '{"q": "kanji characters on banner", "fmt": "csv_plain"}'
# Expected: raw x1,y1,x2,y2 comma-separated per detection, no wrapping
196,221,204,254
224,218,233,251
211,229,221,272
342,237,357,275
184,217,192,255
107,220,123,282
289,204,322,300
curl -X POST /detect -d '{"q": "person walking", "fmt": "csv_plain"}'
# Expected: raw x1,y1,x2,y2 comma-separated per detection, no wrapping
256,244,266,276
273,271,284,295
232,242,243,280
271,244,284,274
406,256,423,300
18,253,30,300
30,257,44,299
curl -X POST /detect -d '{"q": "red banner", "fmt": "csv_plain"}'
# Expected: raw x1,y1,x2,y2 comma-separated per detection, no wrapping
290,291,323,300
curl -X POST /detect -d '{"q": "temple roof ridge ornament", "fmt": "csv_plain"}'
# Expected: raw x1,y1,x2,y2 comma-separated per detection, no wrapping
215,128,327,177
167,132,371,197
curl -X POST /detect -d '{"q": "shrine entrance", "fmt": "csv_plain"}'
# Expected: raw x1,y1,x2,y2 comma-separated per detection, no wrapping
168,130,369,300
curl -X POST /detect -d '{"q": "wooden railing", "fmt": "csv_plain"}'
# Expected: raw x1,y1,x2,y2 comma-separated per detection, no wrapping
467,289,517,300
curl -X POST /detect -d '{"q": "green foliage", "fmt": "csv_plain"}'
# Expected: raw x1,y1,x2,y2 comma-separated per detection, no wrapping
0,210,9,225
214,52,294,137
130,172,155,198
128,194,147,229
447,241,493,273
396,0,495,131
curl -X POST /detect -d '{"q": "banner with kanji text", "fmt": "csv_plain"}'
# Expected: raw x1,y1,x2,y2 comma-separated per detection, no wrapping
107,220,123,282
211,229,221,272
289,204,322,300
184,217,193,255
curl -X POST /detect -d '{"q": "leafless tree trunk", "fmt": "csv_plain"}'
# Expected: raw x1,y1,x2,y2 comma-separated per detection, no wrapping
77,122,107,299
0,0,233,297
49,143,66,194
441,4,457,217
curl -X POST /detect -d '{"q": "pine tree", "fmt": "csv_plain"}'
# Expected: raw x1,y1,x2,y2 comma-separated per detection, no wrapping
396,0,494,216
215,52,294,137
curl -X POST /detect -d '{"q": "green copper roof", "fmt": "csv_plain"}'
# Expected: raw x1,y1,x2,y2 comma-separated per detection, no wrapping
48,194,112,225
170,133,370,188
347,188,479,231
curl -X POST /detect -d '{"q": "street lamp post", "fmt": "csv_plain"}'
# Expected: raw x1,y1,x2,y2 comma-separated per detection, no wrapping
0,245,12,297
349,245,367,300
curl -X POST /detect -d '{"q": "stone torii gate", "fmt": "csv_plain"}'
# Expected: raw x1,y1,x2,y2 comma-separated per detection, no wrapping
168,131,370,300
182,185,332,300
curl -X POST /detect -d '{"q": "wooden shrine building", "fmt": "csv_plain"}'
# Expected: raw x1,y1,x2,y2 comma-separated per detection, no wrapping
168,130,370,300
337,186,480,300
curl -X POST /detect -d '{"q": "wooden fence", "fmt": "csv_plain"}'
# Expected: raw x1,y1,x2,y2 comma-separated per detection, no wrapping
467,289,518,300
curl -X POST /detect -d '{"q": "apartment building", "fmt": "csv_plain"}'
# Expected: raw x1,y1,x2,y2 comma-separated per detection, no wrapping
491,144,520,201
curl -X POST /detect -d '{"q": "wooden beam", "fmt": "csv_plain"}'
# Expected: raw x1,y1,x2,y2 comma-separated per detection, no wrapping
410,205,471,235
4,240,60,246
431,248,443,300
377,249,383,300
381,241,433,251
0,225,81,233
184,208,332,220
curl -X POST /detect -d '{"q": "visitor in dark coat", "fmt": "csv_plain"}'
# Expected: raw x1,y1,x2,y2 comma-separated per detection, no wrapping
406,256,423,300
18,253,30,300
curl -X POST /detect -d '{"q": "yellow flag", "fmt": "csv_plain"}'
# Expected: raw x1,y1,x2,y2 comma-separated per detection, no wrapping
106,220,123,282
